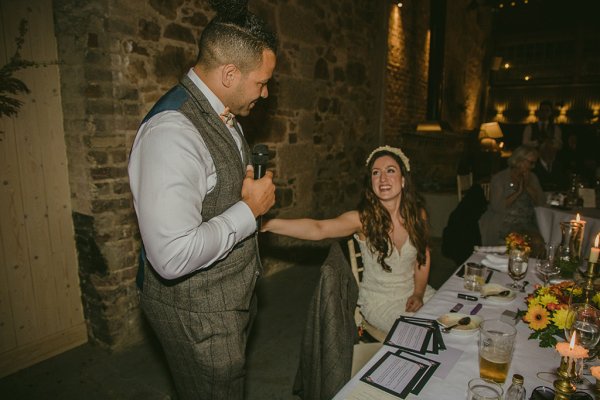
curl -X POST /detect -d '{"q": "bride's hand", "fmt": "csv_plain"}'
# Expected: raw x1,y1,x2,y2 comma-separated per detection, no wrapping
405,294,424,312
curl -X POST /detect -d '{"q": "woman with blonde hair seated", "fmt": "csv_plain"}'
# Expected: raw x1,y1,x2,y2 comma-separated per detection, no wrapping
479,145,545,255
262,146,435,332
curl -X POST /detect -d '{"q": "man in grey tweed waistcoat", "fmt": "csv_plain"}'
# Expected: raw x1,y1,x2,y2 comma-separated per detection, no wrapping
128,1,277,398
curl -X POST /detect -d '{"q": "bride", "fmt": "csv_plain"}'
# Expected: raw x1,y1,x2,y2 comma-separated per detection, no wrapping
261,145,435,332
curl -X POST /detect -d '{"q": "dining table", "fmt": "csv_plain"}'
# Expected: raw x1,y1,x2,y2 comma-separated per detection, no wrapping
535,205,600,258
332,251,596,400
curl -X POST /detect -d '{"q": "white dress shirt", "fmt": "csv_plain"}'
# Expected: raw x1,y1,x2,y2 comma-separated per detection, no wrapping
128,69,256,280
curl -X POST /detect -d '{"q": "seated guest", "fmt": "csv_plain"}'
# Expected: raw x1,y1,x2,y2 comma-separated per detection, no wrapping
533,140,568,191
522,100,562,150
261,146,435,332
479,145,545,255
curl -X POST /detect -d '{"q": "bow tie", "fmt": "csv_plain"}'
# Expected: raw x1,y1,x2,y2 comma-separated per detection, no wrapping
219,107,235,127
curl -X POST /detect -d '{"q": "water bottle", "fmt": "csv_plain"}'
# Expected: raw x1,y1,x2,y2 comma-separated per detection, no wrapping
505,373,526,400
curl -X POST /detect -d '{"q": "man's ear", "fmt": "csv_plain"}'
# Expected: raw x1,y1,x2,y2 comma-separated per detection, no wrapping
221,64,238,88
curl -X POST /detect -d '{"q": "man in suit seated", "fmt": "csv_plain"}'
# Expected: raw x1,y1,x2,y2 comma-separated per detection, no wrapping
533,140,568,192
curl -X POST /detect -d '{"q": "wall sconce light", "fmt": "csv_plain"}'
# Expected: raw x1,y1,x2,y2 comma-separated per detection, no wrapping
397,1,403,7
503,62,510,69
524,75,531,81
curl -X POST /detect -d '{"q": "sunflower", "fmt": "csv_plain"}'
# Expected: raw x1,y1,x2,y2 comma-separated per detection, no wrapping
524,303,550,331
537,293,558,307
551,307,570,330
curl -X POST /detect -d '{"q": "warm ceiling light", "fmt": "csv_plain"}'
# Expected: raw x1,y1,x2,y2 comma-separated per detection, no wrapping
504,63,510,69
499,3,504,8
524,0,529,3
511,1,516,6
524,75,531,81
397,1,403,7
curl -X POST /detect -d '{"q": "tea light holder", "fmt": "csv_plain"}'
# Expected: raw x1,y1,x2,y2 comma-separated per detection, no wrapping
553,334,588,400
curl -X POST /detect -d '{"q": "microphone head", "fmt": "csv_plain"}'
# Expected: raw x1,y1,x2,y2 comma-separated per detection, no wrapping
252,144,269,165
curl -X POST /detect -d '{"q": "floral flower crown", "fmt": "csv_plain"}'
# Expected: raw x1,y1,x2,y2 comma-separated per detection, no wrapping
365,145,410,172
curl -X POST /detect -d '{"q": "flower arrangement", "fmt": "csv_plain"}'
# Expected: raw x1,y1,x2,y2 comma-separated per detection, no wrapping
518,282,576,348
505,232,531,254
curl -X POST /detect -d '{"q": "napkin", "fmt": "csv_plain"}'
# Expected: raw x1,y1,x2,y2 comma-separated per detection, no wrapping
474,245,506,254
481,254,508,273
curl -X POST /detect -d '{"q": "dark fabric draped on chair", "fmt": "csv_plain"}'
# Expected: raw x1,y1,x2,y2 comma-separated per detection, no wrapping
293,241,359,400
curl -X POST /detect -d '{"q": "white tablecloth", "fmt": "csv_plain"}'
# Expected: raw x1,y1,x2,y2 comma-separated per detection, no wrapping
535,206,600,258
333,253,592,400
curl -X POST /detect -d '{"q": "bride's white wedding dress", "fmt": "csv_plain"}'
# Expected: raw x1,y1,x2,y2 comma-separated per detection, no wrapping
355,235,436,332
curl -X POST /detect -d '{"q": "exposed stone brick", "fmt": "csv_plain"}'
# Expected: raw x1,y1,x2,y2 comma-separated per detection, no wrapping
90,167,128,180
164,23,196,44
154,45,193,82
149,0,184,20
314,58,329,80
138,19,161,41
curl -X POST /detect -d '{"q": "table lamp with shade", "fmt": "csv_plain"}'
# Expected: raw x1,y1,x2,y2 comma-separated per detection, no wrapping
479,121,504,152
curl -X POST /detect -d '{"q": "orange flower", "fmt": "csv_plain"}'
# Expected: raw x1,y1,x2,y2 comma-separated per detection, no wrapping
524,303,550,331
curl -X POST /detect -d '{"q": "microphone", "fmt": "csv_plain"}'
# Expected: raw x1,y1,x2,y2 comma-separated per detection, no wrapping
252,144,269,179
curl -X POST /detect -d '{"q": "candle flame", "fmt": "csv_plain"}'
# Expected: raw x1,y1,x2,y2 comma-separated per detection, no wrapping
570,331,577,350
576,213,581,222
595,233,599,248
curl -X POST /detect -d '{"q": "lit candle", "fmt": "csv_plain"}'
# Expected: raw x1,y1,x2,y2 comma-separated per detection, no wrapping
555,332,589,359
590,233,600,264
571,213,586,228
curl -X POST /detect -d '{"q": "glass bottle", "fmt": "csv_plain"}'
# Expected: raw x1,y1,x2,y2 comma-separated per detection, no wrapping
505,373,526,400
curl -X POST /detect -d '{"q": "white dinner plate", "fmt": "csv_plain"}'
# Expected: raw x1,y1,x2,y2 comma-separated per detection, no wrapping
436,313,482,335
480,283,516,303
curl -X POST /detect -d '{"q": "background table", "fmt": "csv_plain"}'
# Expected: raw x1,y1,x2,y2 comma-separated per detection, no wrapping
535,206,600,258
333,252,593,399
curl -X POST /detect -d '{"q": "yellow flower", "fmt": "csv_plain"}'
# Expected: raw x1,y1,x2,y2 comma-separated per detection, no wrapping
552,307,570,330
593,292,600,307
537,294,558,307
524,303,550,330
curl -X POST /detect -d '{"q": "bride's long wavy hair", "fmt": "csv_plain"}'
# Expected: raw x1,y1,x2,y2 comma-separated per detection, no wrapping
357,150,428,272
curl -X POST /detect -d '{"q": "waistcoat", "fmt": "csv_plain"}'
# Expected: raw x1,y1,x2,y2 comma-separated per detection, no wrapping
141,75,260,313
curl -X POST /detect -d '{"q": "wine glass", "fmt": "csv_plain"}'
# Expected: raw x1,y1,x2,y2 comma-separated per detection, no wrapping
536,245,559,287
564,303,600,384
536,259,560,287
564,303,600,357
508,248,529,290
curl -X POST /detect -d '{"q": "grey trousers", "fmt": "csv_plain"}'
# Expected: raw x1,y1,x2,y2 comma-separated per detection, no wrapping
141,293,257,400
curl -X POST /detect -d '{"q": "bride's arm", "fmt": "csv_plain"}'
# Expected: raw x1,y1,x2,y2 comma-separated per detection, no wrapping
261,210,362,240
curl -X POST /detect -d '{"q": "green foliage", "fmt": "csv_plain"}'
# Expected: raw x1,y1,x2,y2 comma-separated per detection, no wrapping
0,19,40,118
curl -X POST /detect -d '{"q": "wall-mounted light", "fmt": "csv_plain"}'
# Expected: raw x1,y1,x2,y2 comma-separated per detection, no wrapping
503,62,510,69
397,1,403,7
524,75,531,81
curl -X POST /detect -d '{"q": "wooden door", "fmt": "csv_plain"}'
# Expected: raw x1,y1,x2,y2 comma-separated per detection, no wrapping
0,0,87,377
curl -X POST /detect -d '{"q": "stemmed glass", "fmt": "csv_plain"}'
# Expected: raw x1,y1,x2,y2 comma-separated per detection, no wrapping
508,248,529,290
536,244,559,286
564,303,600,384
564,303,600,358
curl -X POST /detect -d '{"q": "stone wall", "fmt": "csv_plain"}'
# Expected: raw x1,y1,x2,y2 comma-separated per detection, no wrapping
52,0,491,348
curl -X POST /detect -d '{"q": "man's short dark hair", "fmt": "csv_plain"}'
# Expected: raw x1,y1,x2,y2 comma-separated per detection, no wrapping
197,5,278,72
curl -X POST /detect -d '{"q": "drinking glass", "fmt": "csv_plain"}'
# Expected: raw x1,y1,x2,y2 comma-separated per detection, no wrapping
508,248,529,290
467,378,503,400
478,319,517,384
564,303,600,359
536,245,559,287
464,263,487,291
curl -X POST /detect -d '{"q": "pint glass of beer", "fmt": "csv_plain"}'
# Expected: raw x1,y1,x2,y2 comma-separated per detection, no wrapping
478,319,517,383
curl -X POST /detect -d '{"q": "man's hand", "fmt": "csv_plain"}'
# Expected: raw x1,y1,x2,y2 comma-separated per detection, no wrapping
242,165,275,218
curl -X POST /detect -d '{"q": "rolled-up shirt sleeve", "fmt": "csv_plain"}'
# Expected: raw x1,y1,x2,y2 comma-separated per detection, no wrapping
128,111,256,280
